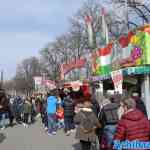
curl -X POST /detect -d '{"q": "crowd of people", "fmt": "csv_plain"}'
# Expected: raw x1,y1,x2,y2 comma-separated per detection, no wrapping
74,91,150,150
0,91,39,129
0,87,150,150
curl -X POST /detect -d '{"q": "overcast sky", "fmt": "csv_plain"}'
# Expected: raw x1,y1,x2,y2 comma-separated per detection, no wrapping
0,0,83,80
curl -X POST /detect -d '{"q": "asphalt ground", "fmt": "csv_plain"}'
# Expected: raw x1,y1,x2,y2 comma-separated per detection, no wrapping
0,121,80,150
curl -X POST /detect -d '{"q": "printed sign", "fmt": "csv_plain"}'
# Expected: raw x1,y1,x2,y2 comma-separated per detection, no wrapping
111,70,123,94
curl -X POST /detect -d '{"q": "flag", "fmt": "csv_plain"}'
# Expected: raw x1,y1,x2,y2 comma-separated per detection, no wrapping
101,7,109,45
85,15,93,47
97,44,112,75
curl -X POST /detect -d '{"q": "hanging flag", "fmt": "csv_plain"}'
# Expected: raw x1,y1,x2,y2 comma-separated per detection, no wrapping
101,7,109,45
97,44,112,75
85,15,93,48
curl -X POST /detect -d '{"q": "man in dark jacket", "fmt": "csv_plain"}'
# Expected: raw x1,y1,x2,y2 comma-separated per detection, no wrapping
63,90,75,136
114,98,150,143
99,98,119,149
13,96,24,124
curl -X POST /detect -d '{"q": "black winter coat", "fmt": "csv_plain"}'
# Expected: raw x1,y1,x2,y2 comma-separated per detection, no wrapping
99,103,119,127
63,96,74,117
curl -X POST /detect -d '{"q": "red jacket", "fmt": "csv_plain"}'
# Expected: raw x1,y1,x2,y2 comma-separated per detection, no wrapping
56,109,64,120
114,109,150,141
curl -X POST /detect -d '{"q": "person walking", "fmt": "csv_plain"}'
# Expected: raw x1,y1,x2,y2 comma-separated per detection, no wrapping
114,98,150,143
63,89,75,136
30,97,36,124
41,98,48,131
46,90,58,135
74,101,101,150
13,96,24,124
8,96,15,127
99,96,119,150
22,97,32,128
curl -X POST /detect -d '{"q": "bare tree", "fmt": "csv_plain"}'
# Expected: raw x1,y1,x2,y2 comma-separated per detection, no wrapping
104,0,150,36
13,57,42,95
40,0,150,81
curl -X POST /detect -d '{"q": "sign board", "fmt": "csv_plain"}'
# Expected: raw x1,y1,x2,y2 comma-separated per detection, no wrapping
34,77,56,91
34,76,42,85
60,58,86,80
111,70,123,94
33,76,43,91
42,80,56,90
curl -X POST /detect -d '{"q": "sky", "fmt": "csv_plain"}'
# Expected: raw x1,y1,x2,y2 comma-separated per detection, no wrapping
0,0,84,80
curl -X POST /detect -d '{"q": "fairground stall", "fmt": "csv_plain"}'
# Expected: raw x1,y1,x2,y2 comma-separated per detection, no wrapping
91,25,150,118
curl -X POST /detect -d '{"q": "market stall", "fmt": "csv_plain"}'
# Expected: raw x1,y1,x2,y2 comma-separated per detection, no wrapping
91,25,150,118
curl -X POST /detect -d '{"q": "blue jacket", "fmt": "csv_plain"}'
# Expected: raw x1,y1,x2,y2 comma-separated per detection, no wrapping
47,96,57,114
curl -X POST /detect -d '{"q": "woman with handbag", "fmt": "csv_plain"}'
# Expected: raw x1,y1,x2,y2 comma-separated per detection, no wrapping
74,101,101,150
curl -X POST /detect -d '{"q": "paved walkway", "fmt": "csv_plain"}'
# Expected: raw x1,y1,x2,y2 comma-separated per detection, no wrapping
0,121,80,150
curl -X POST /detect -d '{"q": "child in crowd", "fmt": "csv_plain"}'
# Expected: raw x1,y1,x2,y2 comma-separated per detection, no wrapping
22,97,32,128
56,105,64,129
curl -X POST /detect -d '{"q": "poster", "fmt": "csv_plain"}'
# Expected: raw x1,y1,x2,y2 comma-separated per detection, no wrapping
111,70,123,94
